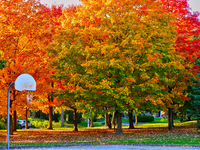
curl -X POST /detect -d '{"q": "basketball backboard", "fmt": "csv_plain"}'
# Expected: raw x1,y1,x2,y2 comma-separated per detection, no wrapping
15,74,36,92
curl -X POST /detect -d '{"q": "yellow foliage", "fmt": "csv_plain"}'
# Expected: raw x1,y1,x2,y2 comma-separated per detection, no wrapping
141,73,150,80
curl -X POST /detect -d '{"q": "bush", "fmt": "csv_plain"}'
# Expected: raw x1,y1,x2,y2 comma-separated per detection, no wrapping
37,122,43,128
42,120,49,128
29,118,49,128
133,114,154,122
93,117,97,122
16,122,21,129
0,120,23,130
29,118,62,128
0,121,6,130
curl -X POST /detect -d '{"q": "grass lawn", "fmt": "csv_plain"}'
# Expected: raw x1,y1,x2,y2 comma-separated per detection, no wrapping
0,119,199,147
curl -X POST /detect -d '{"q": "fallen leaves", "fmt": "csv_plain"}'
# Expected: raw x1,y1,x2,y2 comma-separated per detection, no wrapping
0,127,199,146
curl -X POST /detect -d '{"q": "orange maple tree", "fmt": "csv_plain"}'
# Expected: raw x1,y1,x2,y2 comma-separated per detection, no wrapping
0,0,62,132
30,4,64,130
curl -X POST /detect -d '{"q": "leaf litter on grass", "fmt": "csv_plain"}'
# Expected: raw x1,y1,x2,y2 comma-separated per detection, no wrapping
0,127,199,147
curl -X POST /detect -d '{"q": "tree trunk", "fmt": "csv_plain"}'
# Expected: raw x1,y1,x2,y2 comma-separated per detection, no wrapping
90,109,93,127
48,82,54,130
74,107,78,131
13,110,17,132
9,114,13,135
48,105,53,130
168,86,173,130
108,114,112,129
90,117,93,127
112,111,116,125
115,110,123,134
168,108,173,130
88,119,90,127
61,108,64,127
105,112,108,126
172,111,175,127
112,111,116,131
197,108,200,128
25,108,29,129
128,111,134,129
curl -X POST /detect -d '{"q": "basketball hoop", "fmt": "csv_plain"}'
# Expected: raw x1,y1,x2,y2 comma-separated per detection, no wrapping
15,74,36,92
26,91,33,104
7,74,36,150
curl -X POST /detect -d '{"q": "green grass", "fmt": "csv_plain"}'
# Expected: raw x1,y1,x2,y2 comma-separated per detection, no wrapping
106,133,200,145
50,121,105,129
78,121,105,128
150,117,180,123
27,117,197,129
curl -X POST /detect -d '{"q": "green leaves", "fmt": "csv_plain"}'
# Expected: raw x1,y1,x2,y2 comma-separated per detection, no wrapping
0,60,6,69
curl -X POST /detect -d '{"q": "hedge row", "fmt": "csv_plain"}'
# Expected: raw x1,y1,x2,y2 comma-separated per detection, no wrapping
133,114,154,122
29,118,50,128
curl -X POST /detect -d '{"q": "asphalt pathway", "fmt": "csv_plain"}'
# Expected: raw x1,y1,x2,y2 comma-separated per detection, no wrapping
3,145,200,150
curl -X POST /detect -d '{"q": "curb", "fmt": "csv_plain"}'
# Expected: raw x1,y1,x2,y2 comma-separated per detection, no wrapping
101,143,200,148
0,143,200,149
0,144,92,149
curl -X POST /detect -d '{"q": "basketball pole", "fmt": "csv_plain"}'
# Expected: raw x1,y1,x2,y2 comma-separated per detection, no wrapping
7,82,15,150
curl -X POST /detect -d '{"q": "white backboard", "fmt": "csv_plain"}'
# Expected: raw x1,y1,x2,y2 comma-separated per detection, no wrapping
15,74,36,91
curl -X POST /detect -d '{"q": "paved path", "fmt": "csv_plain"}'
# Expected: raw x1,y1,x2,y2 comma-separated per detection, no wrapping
4,145,200,150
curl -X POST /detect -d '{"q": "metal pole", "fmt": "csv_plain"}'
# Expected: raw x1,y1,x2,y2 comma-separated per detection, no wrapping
7,82,15,150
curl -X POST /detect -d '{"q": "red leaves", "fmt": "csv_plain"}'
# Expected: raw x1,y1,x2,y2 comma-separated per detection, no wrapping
126,78,135,83
160,0,200,62
51,4,63,17
68,85,76,90
65,5,77,13
102,34,109,40
91,90,102,94
193,65,200,73
180,95,189,100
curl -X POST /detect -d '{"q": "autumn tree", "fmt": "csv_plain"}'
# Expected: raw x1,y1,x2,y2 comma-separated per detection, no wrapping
160,0,200,130
0,0,50,133
48,0,190,134
30,4,63,130
0,0,63,132
51,78,85,131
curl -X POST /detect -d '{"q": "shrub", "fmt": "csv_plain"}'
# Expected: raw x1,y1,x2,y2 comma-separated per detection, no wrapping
29,118,50,128
93,117,97,122
29,118,62,128
16,122,21,129
42,120,49,128
133,114,154,122
30,121,37,128
37,122,43,128
0,121,6,130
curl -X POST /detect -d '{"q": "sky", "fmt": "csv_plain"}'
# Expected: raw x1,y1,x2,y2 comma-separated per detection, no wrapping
40,0,200,13
40,0,81,6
